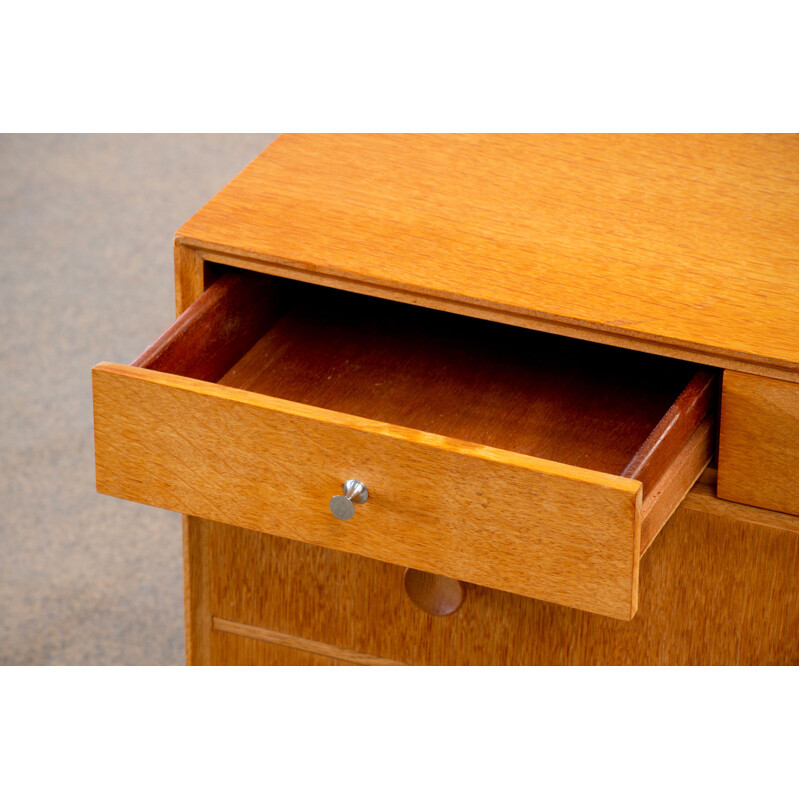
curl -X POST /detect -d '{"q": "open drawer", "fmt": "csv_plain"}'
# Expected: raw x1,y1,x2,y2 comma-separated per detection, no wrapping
92,269,716,620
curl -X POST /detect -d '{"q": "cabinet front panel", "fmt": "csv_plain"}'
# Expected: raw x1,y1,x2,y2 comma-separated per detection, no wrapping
202,506,798,666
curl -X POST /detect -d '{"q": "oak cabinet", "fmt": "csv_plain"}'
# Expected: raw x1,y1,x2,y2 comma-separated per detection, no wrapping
92,134,798,665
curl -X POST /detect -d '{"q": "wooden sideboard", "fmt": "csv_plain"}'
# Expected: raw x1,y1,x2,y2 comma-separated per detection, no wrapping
93,134,798,665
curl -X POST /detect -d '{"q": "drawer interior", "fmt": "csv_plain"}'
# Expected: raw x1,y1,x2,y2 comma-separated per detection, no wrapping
133,268,716,496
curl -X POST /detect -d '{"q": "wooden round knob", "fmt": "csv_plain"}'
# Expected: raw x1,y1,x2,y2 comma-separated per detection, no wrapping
403,568,464,616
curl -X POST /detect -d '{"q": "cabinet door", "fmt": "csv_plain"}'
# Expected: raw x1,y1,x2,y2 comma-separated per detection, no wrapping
185,497,798,666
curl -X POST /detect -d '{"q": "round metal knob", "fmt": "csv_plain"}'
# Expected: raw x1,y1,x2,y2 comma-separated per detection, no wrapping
329,479,369,520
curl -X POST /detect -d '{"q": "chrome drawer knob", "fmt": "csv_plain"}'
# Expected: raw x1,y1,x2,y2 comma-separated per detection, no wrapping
329,479,369,520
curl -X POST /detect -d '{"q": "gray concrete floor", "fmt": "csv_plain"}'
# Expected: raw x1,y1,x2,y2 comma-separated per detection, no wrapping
0,134,278,664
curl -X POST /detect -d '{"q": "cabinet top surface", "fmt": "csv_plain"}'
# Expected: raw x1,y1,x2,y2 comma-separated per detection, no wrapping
177,133,798,376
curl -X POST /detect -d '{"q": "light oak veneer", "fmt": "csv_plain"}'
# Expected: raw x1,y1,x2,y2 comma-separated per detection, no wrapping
93,362,644,619
93,270,715,620
718,371,799,515
200,492,798,665
92,137,798,665
177,134,798,380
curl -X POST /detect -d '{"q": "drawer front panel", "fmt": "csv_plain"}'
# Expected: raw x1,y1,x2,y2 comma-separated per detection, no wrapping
93,362,642,619
718,371,799,515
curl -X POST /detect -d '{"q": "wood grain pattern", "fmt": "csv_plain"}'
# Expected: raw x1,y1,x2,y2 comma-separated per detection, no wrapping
639,415,714,554
213,618,405,665
96,269,717,619
92,363,642,619
219,281,704,493
202,501,799,666
683,482,798,532
157,138,797,666
177,134,798,379
718,371,799,515
403,569,464,616
181,515,211,666
133,271,287,382
211,630,345,666
198,246,797,384
173,245,211,665
173,242,207,317
622,369,715,491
